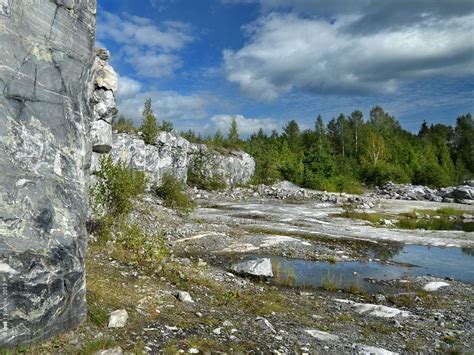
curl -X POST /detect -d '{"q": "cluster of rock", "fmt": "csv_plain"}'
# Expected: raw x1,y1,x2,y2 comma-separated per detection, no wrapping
108,132,256,186
202,180,376,208
373,181,474,205
0,0,96,346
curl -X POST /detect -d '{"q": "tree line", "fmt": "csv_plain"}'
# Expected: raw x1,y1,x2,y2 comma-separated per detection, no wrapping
113,100,473,192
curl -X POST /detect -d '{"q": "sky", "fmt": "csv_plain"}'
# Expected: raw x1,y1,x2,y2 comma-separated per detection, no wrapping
97,0,474,136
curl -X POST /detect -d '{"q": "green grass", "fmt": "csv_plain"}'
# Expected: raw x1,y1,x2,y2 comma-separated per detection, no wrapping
397,208,474,232
340,206,474,232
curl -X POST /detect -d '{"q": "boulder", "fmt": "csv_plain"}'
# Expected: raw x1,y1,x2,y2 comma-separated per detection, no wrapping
231,258,274,278
0,0,95,346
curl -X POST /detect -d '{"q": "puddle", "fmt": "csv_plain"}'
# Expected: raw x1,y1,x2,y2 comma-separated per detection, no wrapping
244,245,474,293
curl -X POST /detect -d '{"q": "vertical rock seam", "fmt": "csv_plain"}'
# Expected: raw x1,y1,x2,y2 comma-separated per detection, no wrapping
0,0,96,346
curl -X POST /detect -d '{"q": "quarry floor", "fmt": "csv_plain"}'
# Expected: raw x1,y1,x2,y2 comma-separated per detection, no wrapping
25,193,474,354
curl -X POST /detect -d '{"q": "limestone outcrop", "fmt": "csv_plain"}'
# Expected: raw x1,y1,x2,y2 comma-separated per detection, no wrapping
0,0,96,346
102,132,256,186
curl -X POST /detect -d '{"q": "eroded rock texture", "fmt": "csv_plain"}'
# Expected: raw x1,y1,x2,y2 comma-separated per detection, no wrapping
107,132,256,186
90,48,117,154
0,0,96,346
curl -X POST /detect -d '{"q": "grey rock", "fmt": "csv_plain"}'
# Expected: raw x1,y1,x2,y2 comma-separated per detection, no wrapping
1,0,10,16
95,48,111,61
0,0,95,346
231,258,274,278
305,329,339,341
173,290,194,303
96,347,123,355
91,120,113,153
55,0,75,9
110,132,255,186
255,317,276,333
108,309,128,328
93,56,118,92
353,344,398,355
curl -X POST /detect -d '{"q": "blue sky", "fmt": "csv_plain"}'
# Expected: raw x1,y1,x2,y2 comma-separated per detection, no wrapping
97,0,474,136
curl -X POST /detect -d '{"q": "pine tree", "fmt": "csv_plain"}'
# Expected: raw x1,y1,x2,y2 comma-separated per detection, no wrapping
214,129,224,146
141,98,158,145
227,117,240,147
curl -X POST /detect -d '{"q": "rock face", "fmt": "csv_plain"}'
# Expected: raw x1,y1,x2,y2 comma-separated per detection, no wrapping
0,0,96,346
107,132,256,186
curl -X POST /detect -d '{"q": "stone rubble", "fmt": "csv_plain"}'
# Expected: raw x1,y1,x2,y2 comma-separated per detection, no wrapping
373,181,474,205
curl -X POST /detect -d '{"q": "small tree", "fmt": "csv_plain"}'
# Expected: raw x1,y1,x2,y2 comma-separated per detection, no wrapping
227,117,240,147
213,129,224,146
141,98,158,145
159,120,174,132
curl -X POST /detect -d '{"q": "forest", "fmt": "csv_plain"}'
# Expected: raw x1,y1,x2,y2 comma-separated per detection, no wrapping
114,105,474,193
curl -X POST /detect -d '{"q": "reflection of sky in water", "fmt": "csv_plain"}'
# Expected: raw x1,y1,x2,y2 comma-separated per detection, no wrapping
246,245,474,293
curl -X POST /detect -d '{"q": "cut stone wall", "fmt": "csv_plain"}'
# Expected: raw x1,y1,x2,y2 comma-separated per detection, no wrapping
0,0,96,346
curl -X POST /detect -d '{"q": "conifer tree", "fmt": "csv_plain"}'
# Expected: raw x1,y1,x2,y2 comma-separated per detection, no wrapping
141,98,158,145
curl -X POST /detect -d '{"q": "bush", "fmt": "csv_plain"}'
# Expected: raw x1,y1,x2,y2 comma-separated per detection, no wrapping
187,150,227,191
91,155,147,218
113,221,168,269
414,162,450,188
361,162,410,187
152,173,195,213
112,115,136,133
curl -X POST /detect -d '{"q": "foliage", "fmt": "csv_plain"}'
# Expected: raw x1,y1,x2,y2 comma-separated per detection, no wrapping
91,155,147,218
227,116,241,148
112,114,136,133
172,102,472,192
159,120,174,132
187,150,227,191
141,98,159,145
114,221,168,268
152,173,196,213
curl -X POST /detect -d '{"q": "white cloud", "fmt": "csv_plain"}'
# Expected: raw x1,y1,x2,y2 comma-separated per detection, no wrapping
210,114,281,135
117,76,142,99
223,12,474,100
117,90,211,127
97,11,193,78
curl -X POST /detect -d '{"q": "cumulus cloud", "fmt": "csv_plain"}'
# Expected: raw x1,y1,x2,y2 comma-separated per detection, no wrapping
210,114,282,135
117,90,211,127
97,11,193,78
223,11,474,100
117,75,142,99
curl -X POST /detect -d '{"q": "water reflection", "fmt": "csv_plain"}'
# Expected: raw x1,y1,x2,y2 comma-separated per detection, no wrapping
244,244,474,293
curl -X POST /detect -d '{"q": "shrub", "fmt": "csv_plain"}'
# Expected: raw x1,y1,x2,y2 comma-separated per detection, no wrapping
112,115,136,133
152,173,196,213
361,162,410,187
187,150,227,191
113,221,168,269
91,154,147,218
